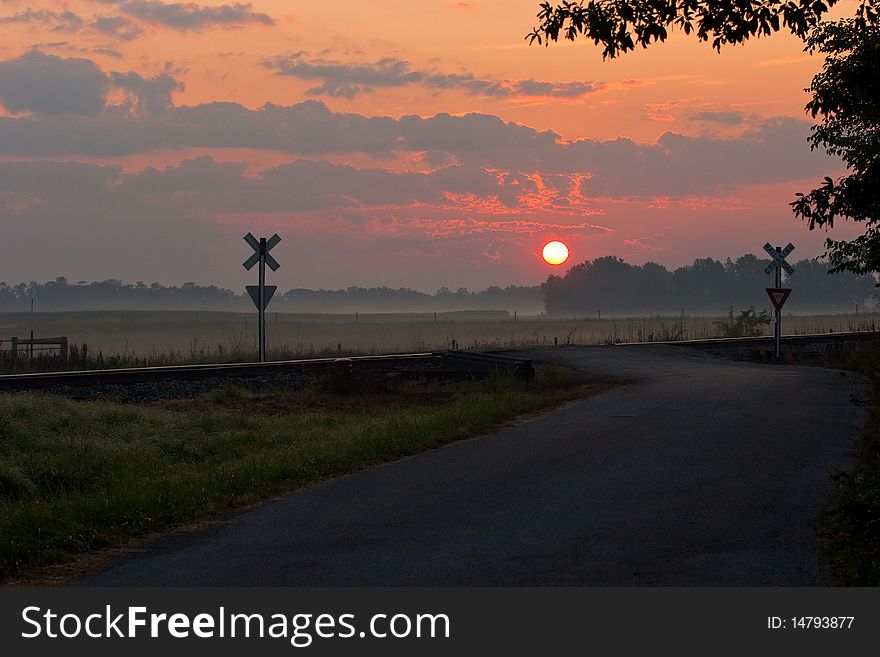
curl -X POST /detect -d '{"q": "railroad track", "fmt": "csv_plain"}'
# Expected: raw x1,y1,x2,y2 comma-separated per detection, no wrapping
630,329,879,348
0,330,874,393
0,350,535,392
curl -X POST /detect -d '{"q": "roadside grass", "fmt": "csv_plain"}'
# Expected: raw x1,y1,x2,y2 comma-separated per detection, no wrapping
0,365,614,582
818,343,880,584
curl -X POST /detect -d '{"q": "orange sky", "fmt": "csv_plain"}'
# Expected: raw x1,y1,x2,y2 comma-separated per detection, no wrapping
0,0,827,138
0,0,866,290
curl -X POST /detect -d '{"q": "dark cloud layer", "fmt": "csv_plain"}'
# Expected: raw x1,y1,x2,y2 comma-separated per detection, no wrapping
0,51,182,116
0,156,600,287
0,2,266,40
0,96,558,156
91,15,145,41
0,51,109,115
265,54,603,99
110,71,184,114
0,157,546,223
0,9,84,32
0,95,832,199
0,54,821,201
690,110,748,125
100,0,275,31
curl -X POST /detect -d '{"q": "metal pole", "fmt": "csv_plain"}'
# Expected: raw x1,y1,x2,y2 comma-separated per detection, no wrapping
30,297,34,361
259,238,266,362
775,247,782,359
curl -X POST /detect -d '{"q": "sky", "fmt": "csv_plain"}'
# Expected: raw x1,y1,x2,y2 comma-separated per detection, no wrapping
0,0,865,292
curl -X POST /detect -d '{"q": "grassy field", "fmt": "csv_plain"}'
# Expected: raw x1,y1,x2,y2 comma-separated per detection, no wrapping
0,366,617,583
1,310,878,369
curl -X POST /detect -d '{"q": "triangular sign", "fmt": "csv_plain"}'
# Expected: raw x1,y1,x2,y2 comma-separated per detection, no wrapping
246,285,276,310
766,287,791,312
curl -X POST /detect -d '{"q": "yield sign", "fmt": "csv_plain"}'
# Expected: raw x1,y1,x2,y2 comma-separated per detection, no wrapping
246,285,276,310
766,288,791,312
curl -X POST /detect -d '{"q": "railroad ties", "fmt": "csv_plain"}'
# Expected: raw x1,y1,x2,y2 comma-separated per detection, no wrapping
0,351,535,396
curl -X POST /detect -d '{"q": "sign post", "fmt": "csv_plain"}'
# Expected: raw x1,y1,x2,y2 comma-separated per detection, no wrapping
763,242,794,360
243,233,281,362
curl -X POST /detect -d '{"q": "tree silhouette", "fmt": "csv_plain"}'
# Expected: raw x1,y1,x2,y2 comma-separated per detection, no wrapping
527,0,846,58
0,262,872,315
541,254,875,315
529,1,880,277
791,18,880,276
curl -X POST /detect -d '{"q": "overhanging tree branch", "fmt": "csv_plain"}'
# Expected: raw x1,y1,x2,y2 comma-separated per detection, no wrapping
527,0,850,58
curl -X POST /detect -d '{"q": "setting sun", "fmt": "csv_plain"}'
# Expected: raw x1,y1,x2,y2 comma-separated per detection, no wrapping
542,241,570,266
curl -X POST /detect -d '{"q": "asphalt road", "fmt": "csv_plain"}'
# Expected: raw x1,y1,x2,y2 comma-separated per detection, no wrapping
83,345,869,586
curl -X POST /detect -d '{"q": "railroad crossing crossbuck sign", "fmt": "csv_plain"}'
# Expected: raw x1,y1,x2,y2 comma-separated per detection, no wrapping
762,241,794,359
243,232,281,362
244,233,281,271
763,242,794,275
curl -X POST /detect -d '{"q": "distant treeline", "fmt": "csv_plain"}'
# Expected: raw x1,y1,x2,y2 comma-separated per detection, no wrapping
542,255,877,315
0,279,543,314
2,253,875,315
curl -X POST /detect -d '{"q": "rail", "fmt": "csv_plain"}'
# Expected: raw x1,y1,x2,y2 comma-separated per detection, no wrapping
0,350,534,391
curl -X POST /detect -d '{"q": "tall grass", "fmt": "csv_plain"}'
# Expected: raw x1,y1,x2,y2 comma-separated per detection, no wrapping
2,310,877,374
818,343,880,584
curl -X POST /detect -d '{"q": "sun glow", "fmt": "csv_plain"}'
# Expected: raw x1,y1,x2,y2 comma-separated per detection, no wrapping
542,240,569,265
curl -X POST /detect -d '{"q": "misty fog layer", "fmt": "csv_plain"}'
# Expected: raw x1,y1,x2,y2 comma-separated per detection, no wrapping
1,253,874,316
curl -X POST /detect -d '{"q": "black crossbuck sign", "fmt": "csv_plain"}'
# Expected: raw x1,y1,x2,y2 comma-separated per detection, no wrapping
243,232,281,362
762,241,794,359
763,242,795,275
244,233,281,271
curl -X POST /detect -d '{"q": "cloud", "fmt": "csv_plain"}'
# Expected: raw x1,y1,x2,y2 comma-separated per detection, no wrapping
0,6,148,42
267,56,423,98
566,118,826,198
0,9,84,32
0,155,618,291
0,159,120,196
102,156,530,214
109,71,184,114
0,98,834,199
505,79,598,98
0,51,185,117
0,51,109,115
265,54,604,99
0,97,559,156
92,46,125,58
0,52,837,201
690,111,747,125
0,159,227,286
394,218,608,239
622,235,668,251
90,15,145,41
0,157,609,237
103,1,275,31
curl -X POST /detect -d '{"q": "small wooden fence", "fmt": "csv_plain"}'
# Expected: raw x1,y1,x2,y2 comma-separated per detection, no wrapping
0,336,69,365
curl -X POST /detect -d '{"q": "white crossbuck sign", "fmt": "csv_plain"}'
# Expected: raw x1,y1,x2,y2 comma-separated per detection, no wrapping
763,242,795,275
